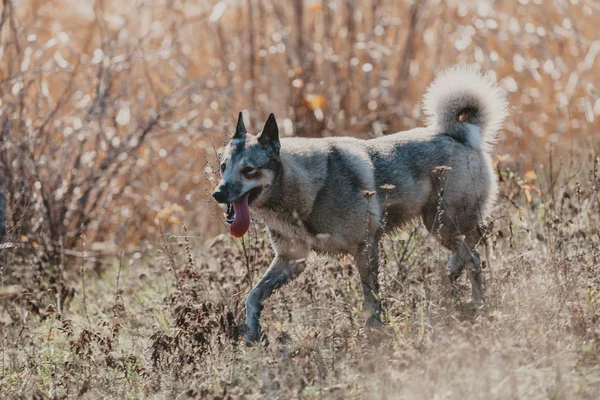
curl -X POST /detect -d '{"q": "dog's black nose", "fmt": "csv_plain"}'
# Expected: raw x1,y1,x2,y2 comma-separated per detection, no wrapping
212,189,228,204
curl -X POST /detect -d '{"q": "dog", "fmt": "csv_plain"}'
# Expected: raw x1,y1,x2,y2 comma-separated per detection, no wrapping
212,65,508,343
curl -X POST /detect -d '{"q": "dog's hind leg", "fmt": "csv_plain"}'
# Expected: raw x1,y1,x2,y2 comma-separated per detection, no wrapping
422,181,489,303
244,255,306,343
445,234,484,303
467,249,483,303
355,236,383,326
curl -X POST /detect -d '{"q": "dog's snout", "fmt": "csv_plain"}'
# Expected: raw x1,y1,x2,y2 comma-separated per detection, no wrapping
212,188,228,204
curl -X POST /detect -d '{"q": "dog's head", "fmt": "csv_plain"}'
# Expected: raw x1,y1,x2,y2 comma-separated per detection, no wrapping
212,112,281,238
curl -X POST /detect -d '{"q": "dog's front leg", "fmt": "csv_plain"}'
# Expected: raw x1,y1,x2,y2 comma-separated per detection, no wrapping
244,255,305,343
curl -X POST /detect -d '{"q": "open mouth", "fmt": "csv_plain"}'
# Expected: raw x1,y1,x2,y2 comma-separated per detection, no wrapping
223,187,262,238
225,204,236,224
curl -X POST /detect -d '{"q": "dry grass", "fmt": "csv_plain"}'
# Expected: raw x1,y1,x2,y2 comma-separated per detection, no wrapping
1,0,600,398
2,156,600,398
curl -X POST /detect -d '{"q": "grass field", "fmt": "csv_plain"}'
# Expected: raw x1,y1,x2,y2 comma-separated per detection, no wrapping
3,155,600,398
1,0,600,398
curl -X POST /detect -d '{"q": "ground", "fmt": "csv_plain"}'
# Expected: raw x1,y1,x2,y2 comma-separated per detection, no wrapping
2,163,600,399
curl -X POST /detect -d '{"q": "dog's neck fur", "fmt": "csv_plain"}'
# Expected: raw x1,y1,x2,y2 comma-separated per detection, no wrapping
251,149,324,234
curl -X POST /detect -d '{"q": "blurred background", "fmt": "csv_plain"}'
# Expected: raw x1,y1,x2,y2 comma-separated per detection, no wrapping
3,3,600,397
0,0,598,255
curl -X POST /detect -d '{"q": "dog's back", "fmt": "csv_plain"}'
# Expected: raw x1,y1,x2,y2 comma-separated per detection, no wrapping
373,65,507,242
258,66,507,255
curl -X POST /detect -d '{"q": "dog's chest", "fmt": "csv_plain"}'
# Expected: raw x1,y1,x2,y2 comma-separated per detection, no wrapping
253,208,355,254
253,208,309,241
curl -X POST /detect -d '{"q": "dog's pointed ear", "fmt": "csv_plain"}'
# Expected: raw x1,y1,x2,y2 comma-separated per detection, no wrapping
258,113,280,150
234,112,246,139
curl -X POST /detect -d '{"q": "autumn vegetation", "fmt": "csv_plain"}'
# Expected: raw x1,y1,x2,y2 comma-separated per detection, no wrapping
0,0,599,398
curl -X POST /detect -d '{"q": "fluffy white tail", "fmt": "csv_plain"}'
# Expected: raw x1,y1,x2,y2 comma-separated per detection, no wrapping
422,65,508,151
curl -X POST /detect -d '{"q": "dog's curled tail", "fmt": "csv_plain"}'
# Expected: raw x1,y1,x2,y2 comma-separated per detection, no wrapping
422,65,508,151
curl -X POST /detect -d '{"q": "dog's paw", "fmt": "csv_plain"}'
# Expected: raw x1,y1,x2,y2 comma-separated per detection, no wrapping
365,314,385,329
241,326,263,345
362,317,393,344
467,298,485,310
244,333,260,345
446,265,463,281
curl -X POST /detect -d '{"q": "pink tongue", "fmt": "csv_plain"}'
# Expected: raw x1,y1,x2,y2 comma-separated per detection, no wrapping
230,193,250,238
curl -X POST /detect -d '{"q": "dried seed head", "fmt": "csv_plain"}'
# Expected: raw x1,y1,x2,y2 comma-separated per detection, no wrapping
432,166,452,178
362,190,376,198
379,184,396,190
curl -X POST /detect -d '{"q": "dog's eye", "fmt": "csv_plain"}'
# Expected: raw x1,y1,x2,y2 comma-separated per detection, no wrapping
241,166,254,175
220,163,226,173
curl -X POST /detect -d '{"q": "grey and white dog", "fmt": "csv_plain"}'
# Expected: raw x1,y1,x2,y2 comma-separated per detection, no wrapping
213,65,508,343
